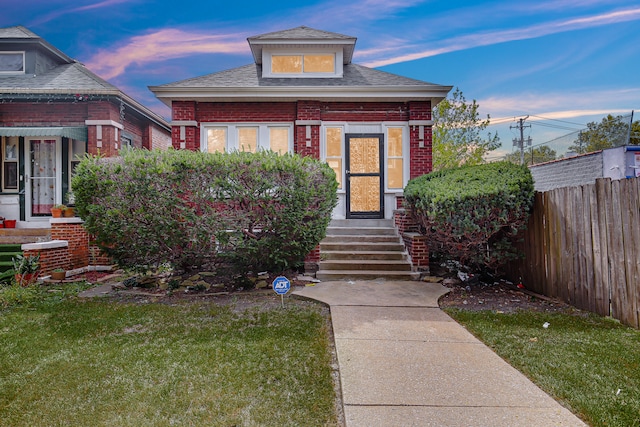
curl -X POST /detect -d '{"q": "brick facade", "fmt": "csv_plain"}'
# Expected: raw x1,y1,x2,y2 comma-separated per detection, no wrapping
0,99,169,154
171,100,435,273
171,100,433,178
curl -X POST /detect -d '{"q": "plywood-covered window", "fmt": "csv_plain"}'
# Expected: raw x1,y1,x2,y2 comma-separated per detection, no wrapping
206,128,227,153
269,127,289,154
202,124,292,154
325,127,343,189
271,54,335,74
238,128,258,153
387,127,403,189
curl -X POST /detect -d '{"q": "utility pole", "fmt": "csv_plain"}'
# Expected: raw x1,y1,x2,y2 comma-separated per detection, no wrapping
627,110,634,145
511,116,531,165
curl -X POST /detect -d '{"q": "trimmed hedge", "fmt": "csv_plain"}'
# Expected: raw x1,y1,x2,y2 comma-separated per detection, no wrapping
72,149,338,274
404,161,534,273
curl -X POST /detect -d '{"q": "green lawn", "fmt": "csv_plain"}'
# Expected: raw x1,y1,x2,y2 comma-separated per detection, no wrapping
0,284,338,426
445,308,640,427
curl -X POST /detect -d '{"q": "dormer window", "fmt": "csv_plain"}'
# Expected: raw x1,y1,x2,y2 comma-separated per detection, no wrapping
263,49,343,78
0,52,25,73
272,54,335,74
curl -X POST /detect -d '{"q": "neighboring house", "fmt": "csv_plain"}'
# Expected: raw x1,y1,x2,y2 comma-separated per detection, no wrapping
150,26,452,220
530,145,640,192
0,26,171,227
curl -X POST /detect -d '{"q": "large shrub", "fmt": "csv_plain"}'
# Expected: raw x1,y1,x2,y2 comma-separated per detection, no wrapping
404,161,534,273
72,149,338,274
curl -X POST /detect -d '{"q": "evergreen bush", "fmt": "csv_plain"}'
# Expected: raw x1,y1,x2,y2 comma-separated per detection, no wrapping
404,161,534,273
72,149,337,275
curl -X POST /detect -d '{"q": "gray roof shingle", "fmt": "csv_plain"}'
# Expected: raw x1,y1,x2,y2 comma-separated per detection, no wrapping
0,62,119,93
0,26,39,39
155,63,437,89
248,26,355,41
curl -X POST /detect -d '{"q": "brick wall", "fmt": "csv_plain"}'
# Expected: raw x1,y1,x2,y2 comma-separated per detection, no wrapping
394,204,429,271
0,99,169,156
23,242,70,274
21,219,113,276
320,102,410,122
151,123,172,150
529,152,604,191
50,220,89,269
0,102,87,126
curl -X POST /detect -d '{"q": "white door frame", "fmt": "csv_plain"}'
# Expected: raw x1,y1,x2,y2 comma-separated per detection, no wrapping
24,137,62,222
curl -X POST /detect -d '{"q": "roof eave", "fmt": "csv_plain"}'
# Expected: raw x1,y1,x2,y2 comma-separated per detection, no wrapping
149,85,452,106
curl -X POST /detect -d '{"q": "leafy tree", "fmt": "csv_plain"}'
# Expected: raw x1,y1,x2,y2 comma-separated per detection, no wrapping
506,145,556,165
568,115,640,154
433,87,500,171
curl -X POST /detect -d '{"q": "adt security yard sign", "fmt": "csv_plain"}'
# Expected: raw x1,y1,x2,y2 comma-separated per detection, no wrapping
272,276,290,295
272,276,290,308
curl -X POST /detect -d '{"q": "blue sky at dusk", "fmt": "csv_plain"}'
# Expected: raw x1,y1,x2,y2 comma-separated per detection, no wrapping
2,0,639,159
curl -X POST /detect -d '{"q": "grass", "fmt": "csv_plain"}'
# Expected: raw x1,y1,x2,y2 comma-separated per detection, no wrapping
0,283,338,426
445,308,640,427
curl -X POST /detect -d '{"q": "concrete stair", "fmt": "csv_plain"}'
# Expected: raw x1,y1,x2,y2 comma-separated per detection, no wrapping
316,219,419,281
0,244,22,273
0,228,51,245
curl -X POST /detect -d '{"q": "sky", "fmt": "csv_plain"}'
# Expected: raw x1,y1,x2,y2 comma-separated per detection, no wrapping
2,0,639,159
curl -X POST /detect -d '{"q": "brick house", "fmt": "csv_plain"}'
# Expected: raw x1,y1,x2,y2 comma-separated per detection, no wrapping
150,26,451,221
0,26,171,227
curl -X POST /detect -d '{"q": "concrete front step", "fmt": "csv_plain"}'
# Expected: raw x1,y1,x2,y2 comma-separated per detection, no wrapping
327,226,397,236
322,234,402,244
329,219,394,228
319,259,413,272
322,250,407,261
318,218,418,281
0,228,51,245
321,242,406,252
315,270,420,281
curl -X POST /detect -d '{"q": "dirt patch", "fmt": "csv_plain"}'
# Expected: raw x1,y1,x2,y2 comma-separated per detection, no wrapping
438,279,579,313
431,263,579,314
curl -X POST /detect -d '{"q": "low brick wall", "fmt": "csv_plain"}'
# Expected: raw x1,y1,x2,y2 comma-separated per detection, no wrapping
304,245,320,274
50,218,89,269
22,240,70,274
21,218,113,276
394,206,429,272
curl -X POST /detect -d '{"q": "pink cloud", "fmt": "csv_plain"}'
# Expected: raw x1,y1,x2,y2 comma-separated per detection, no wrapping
84,29,248,80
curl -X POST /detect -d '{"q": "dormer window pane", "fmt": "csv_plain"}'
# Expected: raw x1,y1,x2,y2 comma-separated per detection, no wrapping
304,55,334,73
272,55,302,74
0,52,24,73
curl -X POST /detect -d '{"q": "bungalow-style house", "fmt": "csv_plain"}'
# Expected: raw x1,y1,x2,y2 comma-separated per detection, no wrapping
150,26,451,221
0,26,171,228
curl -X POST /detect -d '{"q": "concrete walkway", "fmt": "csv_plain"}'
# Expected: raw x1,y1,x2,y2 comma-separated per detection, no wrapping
294,280,586,427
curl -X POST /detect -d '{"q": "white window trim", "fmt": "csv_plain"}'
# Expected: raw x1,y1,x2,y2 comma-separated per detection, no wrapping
262,48,343,78
321,122,409,192
200,123,294,153
320,124,346,193
1,136,19,192
0,51,25,74
384,125,407,191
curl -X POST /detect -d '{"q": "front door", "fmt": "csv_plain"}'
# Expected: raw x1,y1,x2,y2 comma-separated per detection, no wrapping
26,138,60,220
345,134,384,219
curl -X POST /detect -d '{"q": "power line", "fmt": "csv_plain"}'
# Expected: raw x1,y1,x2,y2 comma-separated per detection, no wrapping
529,115,585,127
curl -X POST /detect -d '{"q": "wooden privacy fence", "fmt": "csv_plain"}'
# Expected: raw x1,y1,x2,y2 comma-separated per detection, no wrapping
506,177,640,328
